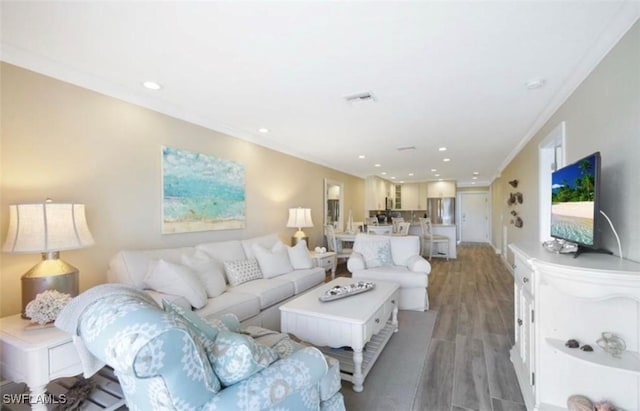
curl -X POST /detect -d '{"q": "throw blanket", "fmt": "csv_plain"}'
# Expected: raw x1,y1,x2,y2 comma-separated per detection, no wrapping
55,284,158,377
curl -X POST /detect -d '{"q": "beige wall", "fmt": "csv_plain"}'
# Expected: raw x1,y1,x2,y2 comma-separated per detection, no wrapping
0,63,364,316
492,20,640,263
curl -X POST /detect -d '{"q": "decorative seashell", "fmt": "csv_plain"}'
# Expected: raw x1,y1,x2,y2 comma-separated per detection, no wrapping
567,394,594,411
580,344,594,352
594,400,616,411
565,339,580,348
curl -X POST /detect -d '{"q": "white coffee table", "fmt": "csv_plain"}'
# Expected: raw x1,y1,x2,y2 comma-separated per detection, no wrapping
279,277,399,392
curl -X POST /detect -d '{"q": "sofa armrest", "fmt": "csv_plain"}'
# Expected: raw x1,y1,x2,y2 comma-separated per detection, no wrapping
347,252,365,272
146,290,191,310
406,254,431,274
213,346,328,408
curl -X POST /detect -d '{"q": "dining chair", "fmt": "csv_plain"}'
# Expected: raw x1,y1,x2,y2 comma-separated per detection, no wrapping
367,225,393,235
419,218,450,260
391,217,404,233
325,224,353,264
397,222,411,236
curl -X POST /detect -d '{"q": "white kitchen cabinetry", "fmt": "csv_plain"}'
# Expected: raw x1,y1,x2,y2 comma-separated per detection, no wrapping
418,183,428,209
400,183,419,210
365,176,394,211
509,243,640,411
427,181,456,198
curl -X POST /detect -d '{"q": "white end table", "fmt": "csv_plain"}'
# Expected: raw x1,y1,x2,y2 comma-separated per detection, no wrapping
0,314,82,410
309,251,337,280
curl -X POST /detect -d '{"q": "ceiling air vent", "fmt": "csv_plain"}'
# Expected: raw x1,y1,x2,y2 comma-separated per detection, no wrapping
344,91,376,105
396,145,417,151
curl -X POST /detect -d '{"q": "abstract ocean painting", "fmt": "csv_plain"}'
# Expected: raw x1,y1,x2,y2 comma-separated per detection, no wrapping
162,146,245,233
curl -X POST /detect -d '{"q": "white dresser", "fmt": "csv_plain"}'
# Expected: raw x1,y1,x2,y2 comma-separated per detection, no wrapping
509,243,640,411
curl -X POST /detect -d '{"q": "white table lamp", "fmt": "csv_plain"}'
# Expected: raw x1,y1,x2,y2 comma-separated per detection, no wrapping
286,207,313,246
3,201,94,317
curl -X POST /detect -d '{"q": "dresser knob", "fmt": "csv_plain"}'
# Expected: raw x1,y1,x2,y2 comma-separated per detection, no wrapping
523,277,529,283
517,319,523,326
391,300,396,304
375,318,380,324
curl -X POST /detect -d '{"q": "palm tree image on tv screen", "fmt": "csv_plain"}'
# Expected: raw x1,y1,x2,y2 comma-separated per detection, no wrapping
551,154,598,246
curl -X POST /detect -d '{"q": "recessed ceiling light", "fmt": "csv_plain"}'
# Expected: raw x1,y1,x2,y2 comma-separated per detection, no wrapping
142,81,162,90
358,155,366,159
473,171,479,175
431,169,437,172
381,172,387,175
374,163,381,167
472,182,476,185
435,173,440,177
526,78,546,89
438,147,447,152
390,176,396,180
400,180,405,183
438,178,443,181
408,173,414,176
443,158,451,162
258,128,269,133
472,176,478,180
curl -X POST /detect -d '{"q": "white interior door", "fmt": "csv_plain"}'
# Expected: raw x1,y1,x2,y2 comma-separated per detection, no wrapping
460,192,489,243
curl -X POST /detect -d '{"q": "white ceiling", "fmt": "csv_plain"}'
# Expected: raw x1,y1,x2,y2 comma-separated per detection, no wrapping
2,1,639,186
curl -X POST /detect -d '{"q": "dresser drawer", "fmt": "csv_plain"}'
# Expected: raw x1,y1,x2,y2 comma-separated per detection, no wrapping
49,341,82,377
513,255,534,295
315,256,334,270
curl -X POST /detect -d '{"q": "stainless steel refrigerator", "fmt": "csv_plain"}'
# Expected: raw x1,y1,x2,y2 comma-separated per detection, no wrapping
426,197,456,225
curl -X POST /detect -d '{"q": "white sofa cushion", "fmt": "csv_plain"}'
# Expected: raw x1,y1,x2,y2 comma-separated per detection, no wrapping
390,235,421,265
230,278,294,309
224,259,263,286
108,247,195,288
241,234,280,259
144,259,208,309
287,240,314,269
181,252,227,297
252,242,293,278
195,240,246,264
276,267,325,294
195,292,261,321
351,266,428,288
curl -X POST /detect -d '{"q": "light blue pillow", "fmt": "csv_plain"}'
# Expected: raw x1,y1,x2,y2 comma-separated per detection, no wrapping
209,330,278,386
163,300,223,341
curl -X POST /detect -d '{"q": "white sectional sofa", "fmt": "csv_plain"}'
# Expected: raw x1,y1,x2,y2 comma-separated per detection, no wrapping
107,233,325,331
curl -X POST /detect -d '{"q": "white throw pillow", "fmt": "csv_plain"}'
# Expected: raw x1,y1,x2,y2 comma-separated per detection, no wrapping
356,237,393,268
181,252,227,298
144,259,208,309
252,242,293,279
287,240,314,269
224,259,263,286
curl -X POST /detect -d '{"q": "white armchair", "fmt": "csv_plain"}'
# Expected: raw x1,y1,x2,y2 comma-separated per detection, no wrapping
346,234,431,311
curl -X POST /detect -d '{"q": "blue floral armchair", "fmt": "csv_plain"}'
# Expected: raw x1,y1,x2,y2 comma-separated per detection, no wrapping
57,285,345,411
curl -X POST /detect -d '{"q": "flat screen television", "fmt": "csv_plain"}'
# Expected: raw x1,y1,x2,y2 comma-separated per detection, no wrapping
550,152,601,249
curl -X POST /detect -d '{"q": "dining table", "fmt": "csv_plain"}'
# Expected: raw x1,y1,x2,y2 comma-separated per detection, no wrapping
333,225,407,252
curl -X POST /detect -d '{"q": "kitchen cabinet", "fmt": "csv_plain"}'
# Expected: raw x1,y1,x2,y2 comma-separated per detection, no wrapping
418,183,428,209
508,243,640,411
365,176,394,211
427,181,456,198
400,183,419,210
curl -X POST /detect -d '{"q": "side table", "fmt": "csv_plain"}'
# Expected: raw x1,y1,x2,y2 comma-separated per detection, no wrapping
309,251,337,280
0,314,82,411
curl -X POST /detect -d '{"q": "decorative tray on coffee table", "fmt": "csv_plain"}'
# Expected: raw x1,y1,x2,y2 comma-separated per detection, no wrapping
319,281,376,302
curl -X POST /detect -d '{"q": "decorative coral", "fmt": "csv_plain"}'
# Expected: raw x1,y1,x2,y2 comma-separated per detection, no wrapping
25,289,72,325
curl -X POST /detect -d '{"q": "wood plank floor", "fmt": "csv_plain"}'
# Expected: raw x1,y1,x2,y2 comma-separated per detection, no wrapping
335,243,526,411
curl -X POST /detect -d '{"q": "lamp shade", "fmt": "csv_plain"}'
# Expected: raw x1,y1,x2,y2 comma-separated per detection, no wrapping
286,208,313,229
3,203,95,254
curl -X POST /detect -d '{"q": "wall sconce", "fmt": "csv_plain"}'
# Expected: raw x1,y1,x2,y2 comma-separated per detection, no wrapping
2,200,94,317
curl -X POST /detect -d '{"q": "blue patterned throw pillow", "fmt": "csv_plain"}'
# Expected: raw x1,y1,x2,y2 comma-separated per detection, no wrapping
209,330,279,386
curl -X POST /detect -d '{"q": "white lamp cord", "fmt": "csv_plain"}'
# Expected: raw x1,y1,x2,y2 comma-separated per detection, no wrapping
600,210,623,260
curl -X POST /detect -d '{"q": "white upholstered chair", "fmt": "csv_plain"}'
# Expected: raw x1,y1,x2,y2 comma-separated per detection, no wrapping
347,234,431,310
325,224,352,264
367,225,392,235
419,218,450,260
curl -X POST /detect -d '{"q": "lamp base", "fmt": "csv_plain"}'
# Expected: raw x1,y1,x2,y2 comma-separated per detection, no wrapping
21,253,79,319
291,229,309,247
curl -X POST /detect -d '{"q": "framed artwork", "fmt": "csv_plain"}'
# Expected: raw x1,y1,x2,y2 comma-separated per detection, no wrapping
162,146,245,233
